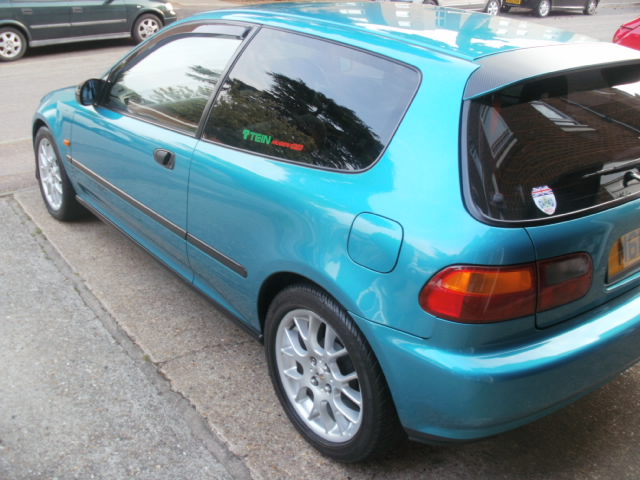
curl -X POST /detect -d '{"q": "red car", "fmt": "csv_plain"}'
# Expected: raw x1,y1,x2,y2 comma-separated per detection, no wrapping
614,17,640,49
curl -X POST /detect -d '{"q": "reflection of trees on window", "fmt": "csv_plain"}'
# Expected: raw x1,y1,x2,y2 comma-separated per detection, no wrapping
106,34,241,134
206,71,384,171
141,65,222,132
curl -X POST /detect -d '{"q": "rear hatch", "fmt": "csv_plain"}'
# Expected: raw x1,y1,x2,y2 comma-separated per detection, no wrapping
463,46,640,328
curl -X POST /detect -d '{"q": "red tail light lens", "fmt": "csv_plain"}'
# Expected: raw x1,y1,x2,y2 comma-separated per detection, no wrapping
537,253,592,312
420,253,592,323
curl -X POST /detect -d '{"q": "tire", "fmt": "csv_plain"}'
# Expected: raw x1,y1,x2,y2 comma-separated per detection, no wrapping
485,0,501,15
132,13,162,44
264,284,403,462
0,27,26,62
583,0,596,14
35,127,87,221
501,4,511,12
534,0,551,16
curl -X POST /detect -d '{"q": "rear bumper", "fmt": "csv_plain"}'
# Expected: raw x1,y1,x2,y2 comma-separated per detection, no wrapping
352,287,640,441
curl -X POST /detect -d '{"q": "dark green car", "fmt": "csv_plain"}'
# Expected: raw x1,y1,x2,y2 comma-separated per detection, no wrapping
0,0,177,61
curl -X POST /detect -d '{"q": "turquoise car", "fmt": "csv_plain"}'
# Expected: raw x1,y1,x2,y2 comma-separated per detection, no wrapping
33,2,640,462
0,0,176,61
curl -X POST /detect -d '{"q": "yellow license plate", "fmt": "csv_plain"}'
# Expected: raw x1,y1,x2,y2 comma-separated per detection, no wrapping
609,228,640,282
507,0,522,5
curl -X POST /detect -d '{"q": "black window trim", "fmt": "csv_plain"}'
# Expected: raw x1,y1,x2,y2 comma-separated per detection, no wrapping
197,24,423,174
98,19,258,138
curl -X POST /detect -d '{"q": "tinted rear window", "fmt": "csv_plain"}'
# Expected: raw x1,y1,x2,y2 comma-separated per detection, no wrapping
466,65,640,223
203,28,419,171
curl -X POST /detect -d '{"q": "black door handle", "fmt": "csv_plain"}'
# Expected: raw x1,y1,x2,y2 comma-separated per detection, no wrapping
154,149,176,169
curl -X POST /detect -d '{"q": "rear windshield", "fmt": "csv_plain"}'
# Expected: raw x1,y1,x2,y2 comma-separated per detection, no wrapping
466,64,640,223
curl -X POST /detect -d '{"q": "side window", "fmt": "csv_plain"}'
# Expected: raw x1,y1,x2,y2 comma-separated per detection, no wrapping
203,28,419,171
105,33,243,134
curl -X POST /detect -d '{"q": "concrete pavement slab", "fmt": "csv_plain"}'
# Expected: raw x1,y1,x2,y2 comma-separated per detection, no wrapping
0,195,244,479
15,186,640,480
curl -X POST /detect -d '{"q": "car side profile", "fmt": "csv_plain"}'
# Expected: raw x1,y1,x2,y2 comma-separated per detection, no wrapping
500,0,597,17
33,2,640,462
0,0,176,61
377,0,503,16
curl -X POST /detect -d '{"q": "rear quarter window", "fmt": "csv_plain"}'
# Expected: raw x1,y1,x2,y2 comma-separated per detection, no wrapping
203,27,419,171
466,64,640,223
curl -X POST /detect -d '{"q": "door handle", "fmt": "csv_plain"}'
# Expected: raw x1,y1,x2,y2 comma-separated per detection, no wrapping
154,149,176,170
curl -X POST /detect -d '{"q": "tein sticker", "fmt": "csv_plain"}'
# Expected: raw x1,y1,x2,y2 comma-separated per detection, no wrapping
243,129,304,152
531,185,557,215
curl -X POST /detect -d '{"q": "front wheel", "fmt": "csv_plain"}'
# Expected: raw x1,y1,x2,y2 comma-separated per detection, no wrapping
534,0,551,16
264,284,403,462
35,127,86,221
132,13,162,44
485,0,501,15
0,27,27,62
583,0,597,14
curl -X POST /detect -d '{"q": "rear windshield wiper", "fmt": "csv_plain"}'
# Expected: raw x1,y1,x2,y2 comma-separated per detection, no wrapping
582,158,640,179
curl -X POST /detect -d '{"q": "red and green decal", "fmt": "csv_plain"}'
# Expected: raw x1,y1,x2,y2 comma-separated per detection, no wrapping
243,129,304,152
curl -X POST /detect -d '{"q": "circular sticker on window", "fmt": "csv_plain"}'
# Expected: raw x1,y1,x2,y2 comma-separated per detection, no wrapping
532,186,557,215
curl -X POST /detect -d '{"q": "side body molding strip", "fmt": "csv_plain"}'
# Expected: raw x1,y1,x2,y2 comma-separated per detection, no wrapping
68,155,248,277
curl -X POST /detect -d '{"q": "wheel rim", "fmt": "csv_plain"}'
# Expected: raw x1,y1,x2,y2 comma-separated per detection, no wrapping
486,0,500,15
0,31,23,59
586,0,595,13
38,138,63,211
539,0,550,15
137,18,159,40
275,309,363,443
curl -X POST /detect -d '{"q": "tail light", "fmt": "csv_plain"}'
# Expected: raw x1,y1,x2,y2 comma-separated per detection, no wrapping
419,253,592,323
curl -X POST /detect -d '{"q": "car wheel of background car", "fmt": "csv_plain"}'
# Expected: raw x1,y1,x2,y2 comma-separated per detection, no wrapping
0,27,26,62
35,128,86,221
534,0,551,16
501,4,511,11
422,0,438,4
485,0,501,15
132,13,162,43
264,284,403,462
583,0,597,14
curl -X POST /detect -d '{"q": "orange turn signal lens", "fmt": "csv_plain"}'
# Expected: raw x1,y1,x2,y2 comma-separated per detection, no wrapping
419,253,592,324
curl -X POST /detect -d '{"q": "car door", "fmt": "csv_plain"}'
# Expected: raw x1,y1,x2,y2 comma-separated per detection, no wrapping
186,27,419,327
69,22,248,279
11,0,70,41
69,0,127,37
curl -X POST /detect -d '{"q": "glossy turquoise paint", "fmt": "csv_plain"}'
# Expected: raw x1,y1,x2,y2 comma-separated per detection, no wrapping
348,213,403,273
69,102,195,280
353,284,640,439
526,199,640,329
33,3,640,446
187,2,594,62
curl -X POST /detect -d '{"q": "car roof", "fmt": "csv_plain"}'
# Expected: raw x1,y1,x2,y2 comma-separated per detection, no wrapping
196,1,596,62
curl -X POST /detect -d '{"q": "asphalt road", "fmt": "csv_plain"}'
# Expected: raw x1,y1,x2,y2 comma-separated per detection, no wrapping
3,4,640,479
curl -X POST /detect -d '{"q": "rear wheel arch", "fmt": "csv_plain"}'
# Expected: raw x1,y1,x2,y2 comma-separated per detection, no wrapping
0,21,30,41
259,272,327,335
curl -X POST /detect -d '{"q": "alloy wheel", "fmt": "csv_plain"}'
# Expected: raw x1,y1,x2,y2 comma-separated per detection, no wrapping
274,308,363,442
